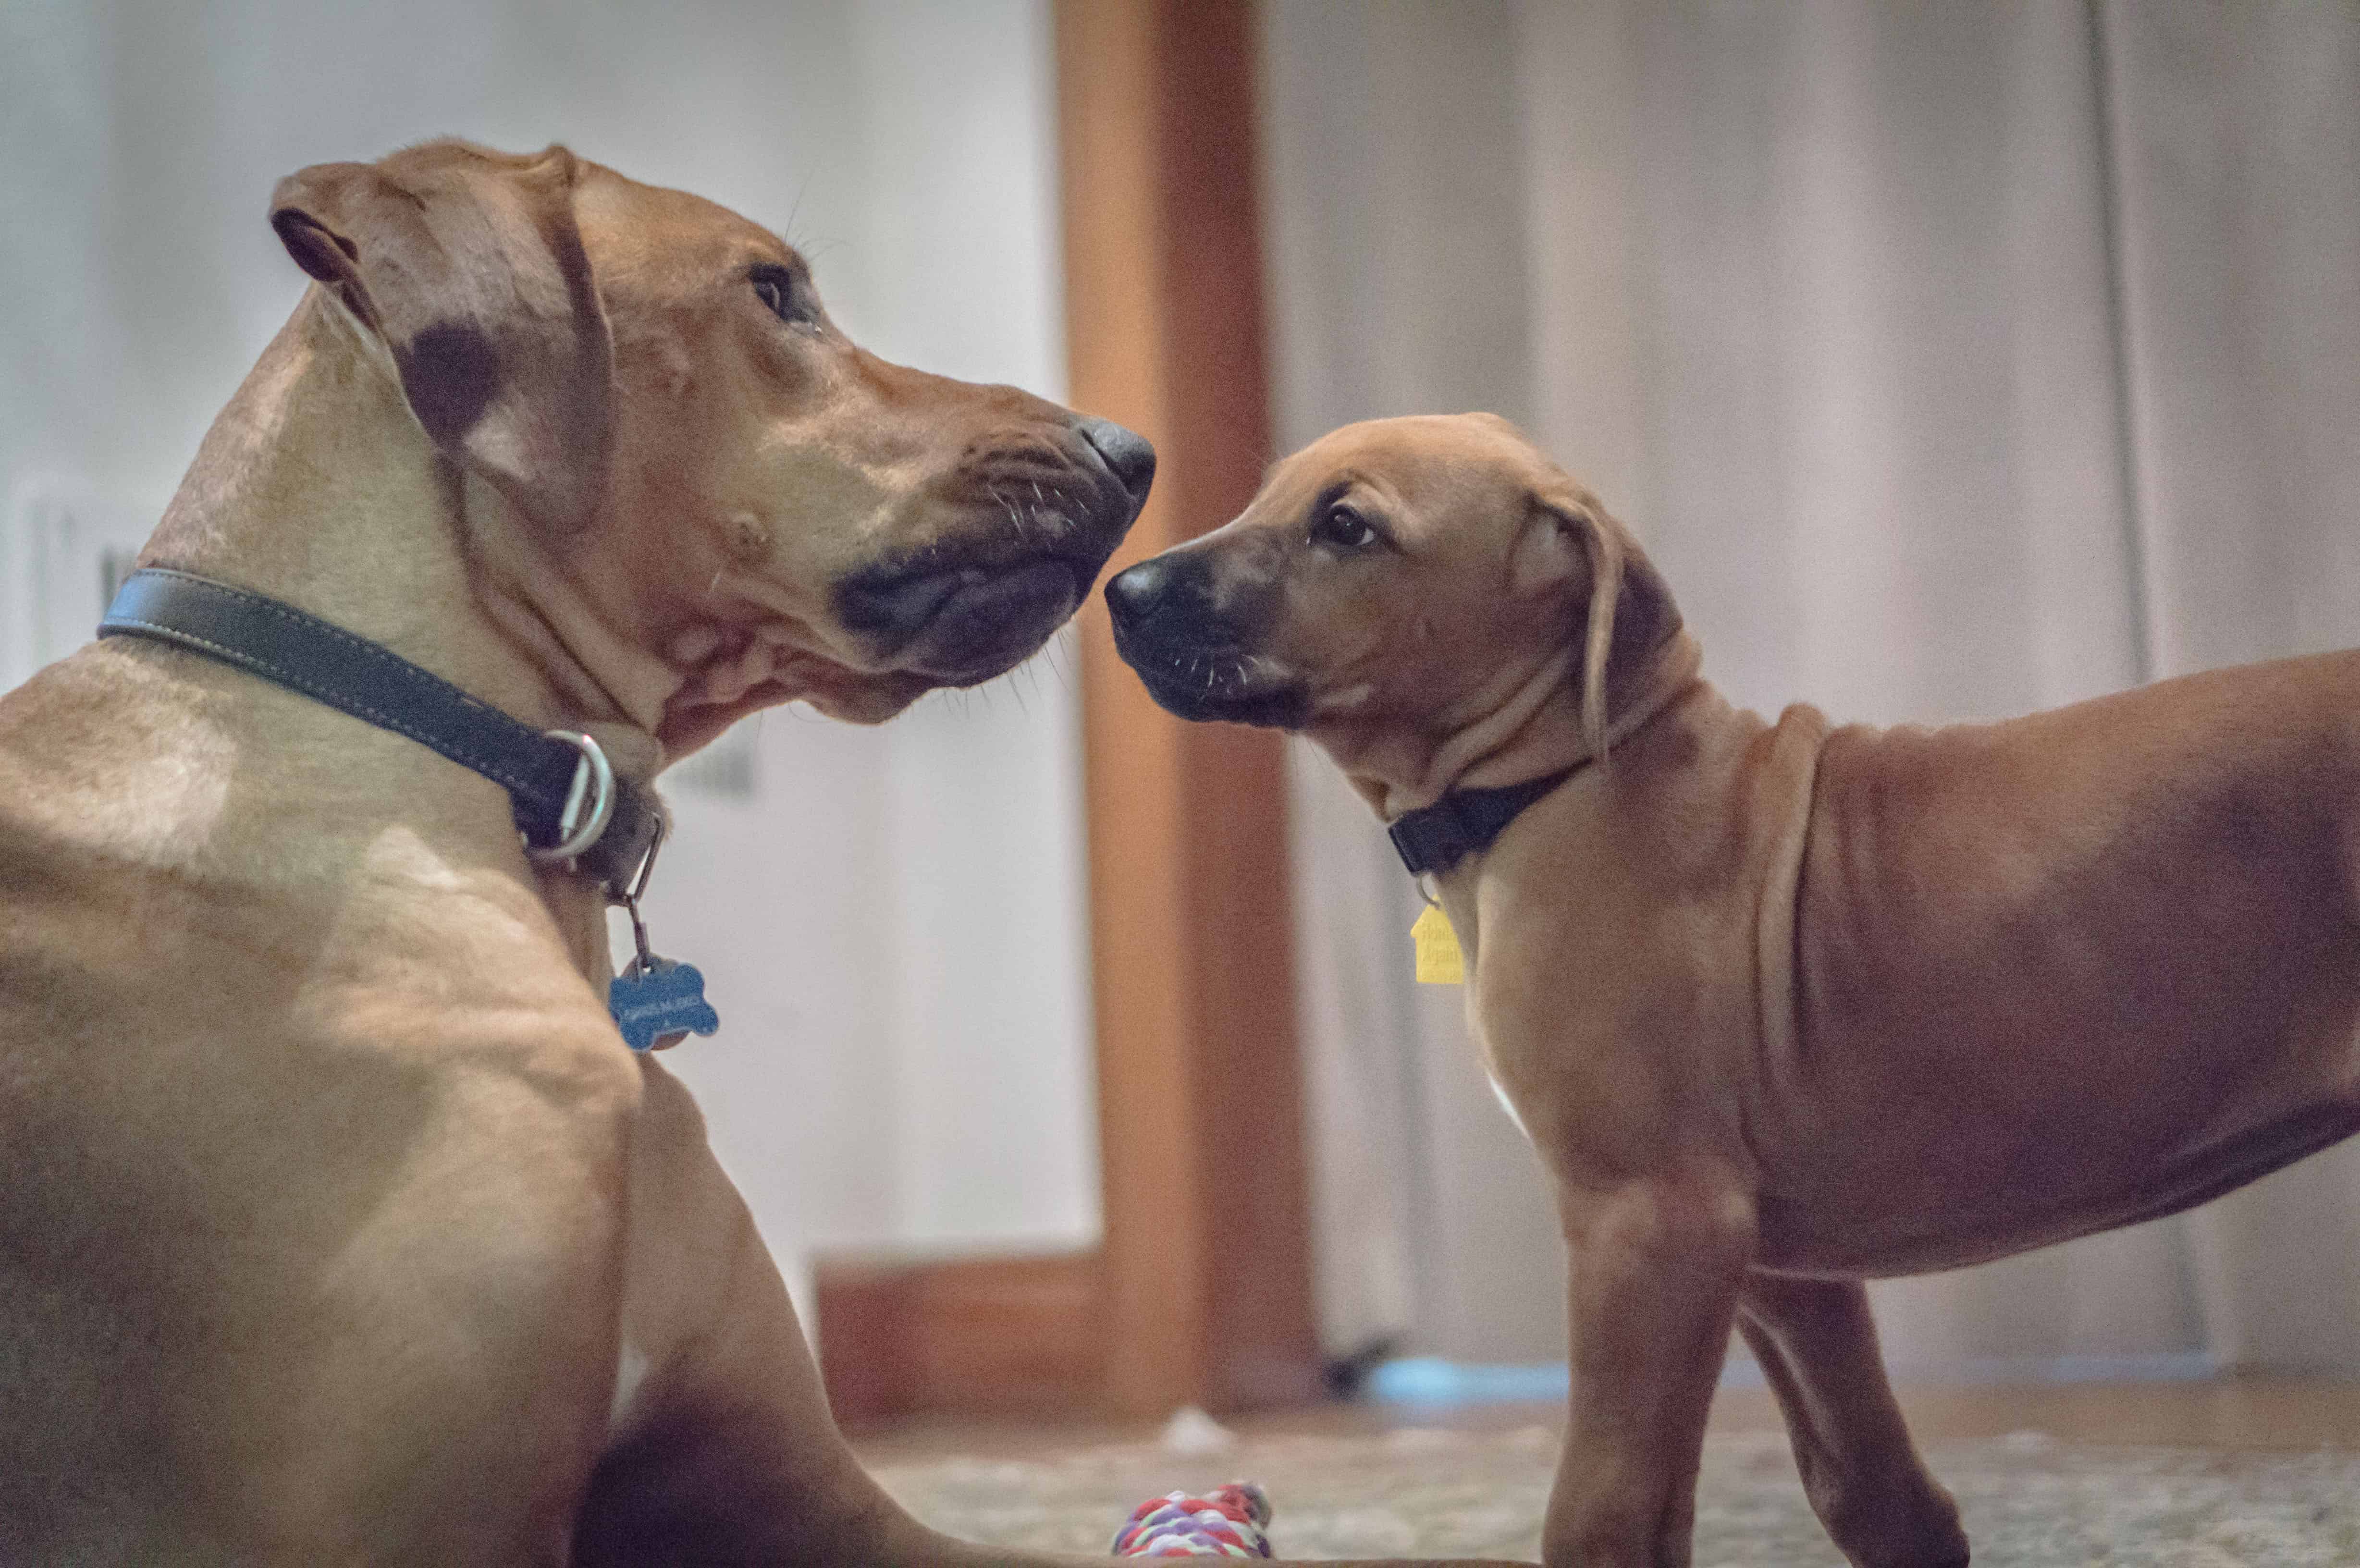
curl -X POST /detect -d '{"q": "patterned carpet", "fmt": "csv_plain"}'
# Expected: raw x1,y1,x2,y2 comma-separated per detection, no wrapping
873,1423,2360,1565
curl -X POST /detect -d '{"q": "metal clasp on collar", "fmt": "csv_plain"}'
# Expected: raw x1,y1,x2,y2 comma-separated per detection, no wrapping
615,811,667,976
527,730,617,864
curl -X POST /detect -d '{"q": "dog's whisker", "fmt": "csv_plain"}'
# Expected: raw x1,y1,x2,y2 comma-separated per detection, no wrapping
992,487,1034,546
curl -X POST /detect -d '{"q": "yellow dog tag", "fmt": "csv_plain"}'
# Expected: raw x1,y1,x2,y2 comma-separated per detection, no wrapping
1412,904,1464,985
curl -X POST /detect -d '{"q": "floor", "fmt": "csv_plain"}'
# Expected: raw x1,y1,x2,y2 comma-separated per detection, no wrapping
854,1380,2360,1564
852,1376,2360,1463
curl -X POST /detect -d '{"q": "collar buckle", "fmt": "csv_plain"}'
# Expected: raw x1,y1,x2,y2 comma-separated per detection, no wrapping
528,731,618,864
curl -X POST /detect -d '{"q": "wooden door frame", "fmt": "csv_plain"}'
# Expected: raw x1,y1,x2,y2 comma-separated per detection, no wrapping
816,0,1319,1425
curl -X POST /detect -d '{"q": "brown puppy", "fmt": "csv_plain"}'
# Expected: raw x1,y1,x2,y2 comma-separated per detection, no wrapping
0,143,1512,1568
1107,411,2360,1568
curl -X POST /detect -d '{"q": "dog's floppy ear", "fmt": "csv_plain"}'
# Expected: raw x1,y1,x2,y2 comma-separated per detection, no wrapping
270,143,613,532
1514,490,1681,760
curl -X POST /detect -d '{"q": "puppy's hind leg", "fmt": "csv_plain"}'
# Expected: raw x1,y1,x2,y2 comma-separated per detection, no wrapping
1735,1274,1967,1568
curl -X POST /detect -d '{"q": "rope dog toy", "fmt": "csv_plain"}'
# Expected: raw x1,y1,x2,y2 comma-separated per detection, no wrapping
1110,1482,1274,1557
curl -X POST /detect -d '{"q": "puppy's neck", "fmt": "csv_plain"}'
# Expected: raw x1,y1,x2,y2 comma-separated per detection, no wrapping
143,292,676,779
1328,630,1703,821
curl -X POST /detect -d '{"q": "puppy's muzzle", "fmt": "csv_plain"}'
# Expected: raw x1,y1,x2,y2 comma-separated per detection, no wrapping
1103,551,1210,637
1105,551,1306,728
837,416,1154,685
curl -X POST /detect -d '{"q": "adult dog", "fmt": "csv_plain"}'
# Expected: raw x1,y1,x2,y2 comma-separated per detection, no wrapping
0,138,1199,1565
1107,411,2360,1568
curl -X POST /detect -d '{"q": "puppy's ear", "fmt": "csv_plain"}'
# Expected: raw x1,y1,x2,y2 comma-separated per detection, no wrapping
1515,494,1680,760
270,143,613,532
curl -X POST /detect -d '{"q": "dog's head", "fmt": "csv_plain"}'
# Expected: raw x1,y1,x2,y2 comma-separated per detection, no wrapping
269,141,1152,748
1105,414,1679,782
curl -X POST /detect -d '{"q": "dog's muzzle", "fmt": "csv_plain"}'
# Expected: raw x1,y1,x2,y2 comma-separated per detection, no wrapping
1105,552,1308,728
836,416,1154,686
1077,416,1155,503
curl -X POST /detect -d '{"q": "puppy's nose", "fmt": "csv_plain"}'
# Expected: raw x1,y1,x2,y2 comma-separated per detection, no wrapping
1105,555,1180,631
1078,416,1156,506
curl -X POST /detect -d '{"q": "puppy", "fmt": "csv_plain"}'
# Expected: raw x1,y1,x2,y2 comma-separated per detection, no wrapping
1106,411,2360,1568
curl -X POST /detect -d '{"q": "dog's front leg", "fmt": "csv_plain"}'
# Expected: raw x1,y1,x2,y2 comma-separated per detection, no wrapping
1735,1274,1967,1568
1543,1172,1754,1568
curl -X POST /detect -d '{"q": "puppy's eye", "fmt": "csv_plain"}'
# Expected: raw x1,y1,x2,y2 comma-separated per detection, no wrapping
750,265,819,331
1311,503,1378,551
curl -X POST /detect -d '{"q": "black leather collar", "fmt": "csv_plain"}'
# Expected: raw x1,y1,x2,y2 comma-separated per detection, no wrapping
1387,768,1576,879
99,567,664,898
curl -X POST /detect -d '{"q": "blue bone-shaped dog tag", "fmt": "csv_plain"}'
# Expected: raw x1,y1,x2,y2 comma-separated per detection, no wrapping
608,957,721,1052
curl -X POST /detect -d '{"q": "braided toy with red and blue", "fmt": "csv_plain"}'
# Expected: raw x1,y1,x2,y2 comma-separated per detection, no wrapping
1110,1482,1274,1557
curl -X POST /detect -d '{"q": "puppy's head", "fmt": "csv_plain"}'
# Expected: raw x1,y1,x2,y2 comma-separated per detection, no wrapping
1105,414,1678,771
269,141,1152,749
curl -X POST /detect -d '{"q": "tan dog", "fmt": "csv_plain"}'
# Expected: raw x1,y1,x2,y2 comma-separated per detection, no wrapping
1106,411,2360,1568
0,142,1515,1568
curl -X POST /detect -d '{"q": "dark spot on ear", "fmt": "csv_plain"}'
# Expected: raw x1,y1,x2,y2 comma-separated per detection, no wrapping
395,322,503,447
1608,550,1682,672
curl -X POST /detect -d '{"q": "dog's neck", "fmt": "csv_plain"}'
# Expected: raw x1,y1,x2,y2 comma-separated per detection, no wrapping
1325,630,1704,821
144,292,678,781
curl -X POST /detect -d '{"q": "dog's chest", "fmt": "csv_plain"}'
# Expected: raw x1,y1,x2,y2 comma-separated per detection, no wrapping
1480,1064,1533,1139
609,1339,651,1429
1464,1003,1553,1148
1438,902,1543,1142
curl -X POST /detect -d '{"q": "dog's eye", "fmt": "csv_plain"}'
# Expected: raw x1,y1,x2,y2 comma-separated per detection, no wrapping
750,266,819,331
1311,504,1378,551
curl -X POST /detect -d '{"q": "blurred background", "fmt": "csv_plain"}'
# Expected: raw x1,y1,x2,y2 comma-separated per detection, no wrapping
3,0,2358,1432
0,0,1103,1322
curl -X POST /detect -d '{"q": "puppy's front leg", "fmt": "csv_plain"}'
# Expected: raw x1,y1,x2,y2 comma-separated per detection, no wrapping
1735,1274,1967,1568
1544,1173,1754,1568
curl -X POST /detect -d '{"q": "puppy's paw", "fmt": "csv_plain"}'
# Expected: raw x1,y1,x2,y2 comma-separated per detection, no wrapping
1810,1468,1968,1568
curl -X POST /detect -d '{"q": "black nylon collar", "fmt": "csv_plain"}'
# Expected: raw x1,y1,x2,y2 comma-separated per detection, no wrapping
1387,768,1576,879
98,567,663,897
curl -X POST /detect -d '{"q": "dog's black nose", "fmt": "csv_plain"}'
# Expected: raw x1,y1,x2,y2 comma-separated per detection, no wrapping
1105,555,1177,630
1078,416,1156,506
